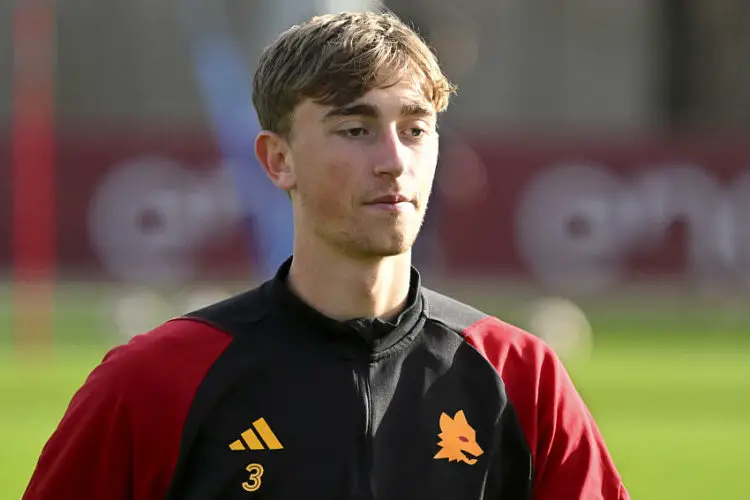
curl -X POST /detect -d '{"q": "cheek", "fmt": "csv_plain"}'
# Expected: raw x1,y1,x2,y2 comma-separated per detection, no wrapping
416,150,439,192
326,161,356,192
298,159,356,216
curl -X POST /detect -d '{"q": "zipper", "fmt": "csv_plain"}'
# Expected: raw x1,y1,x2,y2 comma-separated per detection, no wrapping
355,360,374,499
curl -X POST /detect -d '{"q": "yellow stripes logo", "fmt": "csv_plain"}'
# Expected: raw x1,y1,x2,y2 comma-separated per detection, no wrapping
229,418,284,451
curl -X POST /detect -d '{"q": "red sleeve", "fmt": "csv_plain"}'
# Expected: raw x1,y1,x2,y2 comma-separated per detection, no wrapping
463,317,629,500
23,347,134,499
23,319,232,500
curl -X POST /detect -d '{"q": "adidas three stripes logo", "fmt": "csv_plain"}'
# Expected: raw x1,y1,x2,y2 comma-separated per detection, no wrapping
229,418,284,451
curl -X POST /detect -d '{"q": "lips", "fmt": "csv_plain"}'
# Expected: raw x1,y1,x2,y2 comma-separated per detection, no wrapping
367,194,412,205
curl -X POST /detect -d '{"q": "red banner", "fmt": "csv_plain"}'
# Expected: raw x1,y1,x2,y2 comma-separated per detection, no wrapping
54,127,247,283
3,129,750,292
439,133,750,291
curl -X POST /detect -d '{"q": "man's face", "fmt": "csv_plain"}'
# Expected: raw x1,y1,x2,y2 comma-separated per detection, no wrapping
284,79,440,259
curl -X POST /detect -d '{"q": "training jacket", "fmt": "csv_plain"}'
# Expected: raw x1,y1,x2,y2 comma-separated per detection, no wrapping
24,259,628,499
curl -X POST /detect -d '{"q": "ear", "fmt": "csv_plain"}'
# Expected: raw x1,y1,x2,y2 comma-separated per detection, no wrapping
453,410,468,426
255,130,296,191
439,412,453,431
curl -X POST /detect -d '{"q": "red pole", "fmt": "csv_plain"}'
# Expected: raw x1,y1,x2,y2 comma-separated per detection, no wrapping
12,0,56,352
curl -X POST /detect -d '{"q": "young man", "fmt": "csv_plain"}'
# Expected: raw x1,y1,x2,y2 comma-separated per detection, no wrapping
24,11,628,500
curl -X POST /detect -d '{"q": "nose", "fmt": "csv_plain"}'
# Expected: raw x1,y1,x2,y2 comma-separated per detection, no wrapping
372,128,408,177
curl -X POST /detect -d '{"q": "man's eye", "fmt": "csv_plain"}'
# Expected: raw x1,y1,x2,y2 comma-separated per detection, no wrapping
342,128,368,137
407,127,426,138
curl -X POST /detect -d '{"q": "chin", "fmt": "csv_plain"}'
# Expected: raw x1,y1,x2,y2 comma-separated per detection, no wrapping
371,245,412,257
333,224,421,258
361,233,418,257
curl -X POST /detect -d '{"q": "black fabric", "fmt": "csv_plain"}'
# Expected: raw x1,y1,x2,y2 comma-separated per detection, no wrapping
167,259,533,500
268,257,424,351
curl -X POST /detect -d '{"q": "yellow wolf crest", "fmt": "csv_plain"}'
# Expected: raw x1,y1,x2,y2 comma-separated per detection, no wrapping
433,410,484,465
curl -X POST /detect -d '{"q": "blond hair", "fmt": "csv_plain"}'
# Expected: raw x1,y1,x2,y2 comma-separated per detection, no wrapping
252,11,456,137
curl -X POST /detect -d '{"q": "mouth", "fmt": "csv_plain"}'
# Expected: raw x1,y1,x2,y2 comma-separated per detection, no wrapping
462,450,480,465
365,194,415,211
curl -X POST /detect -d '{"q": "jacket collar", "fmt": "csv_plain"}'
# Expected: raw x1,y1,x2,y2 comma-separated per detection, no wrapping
268,257,424,355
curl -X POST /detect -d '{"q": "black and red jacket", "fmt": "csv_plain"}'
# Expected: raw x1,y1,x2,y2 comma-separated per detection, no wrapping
24,260,628,499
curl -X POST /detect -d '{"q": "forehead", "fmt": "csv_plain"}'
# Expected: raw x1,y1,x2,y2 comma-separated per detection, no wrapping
360,79,432,108
297,79,435,123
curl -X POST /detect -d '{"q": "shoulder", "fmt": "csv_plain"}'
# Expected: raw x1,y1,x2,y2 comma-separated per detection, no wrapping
86,285,269,406
101,284,271,403
183,284,271,335
421,287,487,331
422,287,551,367
25,317,235,496
77,318,231,422
422,289,609,479
107,318,232,381
422,287,560,425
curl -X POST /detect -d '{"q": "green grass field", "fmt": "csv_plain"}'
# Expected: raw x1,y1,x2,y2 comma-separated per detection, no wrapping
1,282,749,499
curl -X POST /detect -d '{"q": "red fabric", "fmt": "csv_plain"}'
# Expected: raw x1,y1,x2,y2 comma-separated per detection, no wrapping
463,317,629,500
23,319,232,500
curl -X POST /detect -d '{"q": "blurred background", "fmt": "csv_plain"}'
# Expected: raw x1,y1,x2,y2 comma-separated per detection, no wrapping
2,0,749,498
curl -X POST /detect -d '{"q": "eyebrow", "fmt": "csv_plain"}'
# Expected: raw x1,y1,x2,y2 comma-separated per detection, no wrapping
323,101,435,121
400,102,434,119
324,103,380,120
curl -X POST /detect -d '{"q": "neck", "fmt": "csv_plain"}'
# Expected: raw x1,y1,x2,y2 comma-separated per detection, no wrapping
287,239,413,322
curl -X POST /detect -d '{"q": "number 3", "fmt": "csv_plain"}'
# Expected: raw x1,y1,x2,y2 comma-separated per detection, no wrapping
242,463,264,492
